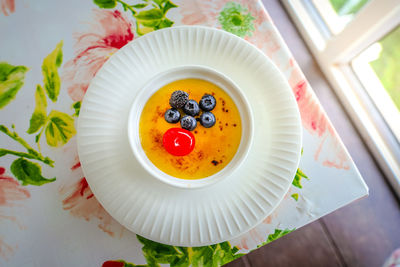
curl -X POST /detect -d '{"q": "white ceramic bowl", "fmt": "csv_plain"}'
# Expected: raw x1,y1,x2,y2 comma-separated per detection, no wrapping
127,65,254,189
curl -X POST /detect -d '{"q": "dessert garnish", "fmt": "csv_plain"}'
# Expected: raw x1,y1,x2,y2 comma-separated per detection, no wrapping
180,115,197,131
199,112,216,128
164,108,181,123
199,94,216,111
183,99,200,116
169,90,189,109
163,128,195,156
163,90,218,156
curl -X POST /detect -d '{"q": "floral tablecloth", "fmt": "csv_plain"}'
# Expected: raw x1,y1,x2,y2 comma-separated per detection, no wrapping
0,0,368,266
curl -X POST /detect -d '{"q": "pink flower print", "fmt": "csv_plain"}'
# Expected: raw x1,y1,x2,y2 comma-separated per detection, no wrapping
63,10,134,102
0,168,30,208
179,0,225,26
59,161,125,237
1,0,14,16
289,65,350,169
0,167,30,260
246,26,281,59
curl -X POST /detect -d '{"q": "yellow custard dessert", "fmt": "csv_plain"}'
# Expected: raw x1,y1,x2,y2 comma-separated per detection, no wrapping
139,78,242,179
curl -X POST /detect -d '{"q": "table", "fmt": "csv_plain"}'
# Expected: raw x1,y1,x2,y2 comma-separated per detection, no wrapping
0,0,368,266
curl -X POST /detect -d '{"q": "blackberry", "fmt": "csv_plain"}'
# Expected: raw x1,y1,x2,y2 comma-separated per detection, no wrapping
169,90,189,109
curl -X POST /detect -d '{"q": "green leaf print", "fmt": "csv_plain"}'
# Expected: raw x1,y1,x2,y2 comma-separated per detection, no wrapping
131,235,243,267
267,229,295,243
27,85,47,134
190,246,214,267
0,148,51,165
158,18,173,29
292,168,309,189
209,242,244,266
135,8,163,20
135,1,177,34
0,41,73,187
290,150,307,199
132,3,148,9
161,0,177,14
93,0,117,8
257,228,295,248
45,110,76,147
218,2,255,38
0,62,28,109
0,124,54,167
26,41,76,148
137,235,189,266
42,41,63,102
10,158,56,186
93,0,177,35
72,101,81,117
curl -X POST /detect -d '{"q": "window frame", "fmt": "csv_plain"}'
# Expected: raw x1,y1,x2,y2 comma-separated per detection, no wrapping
281,0,400,196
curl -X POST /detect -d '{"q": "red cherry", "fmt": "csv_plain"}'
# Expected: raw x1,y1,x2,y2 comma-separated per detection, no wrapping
102,261,124,267
163,128,195,156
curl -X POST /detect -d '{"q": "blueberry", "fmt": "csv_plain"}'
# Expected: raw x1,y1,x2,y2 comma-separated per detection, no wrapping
164,108,181,123
180,115,197,131
199,112,216,128
169,90,189,109
183,100,200,116
199,94,216,111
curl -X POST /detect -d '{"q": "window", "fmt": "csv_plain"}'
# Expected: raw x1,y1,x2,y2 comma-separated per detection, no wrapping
282,0,400,196
313,0,370,34
352,26,400,141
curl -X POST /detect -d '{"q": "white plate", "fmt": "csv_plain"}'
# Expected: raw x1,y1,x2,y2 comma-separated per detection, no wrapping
78,26,302,246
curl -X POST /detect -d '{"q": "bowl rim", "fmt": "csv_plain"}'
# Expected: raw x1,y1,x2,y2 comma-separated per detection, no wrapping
127,65,254,189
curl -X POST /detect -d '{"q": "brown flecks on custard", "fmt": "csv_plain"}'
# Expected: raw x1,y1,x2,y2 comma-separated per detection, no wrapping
175,158,184,166
196,151,204,160
233,123,237,127
219,125,223,131
194,130,198,134
222,107,225,112
173,158,189,170
152,106,164,122
225,123,228,126
225,109,229,113
152,132,163,147
211,160,219,166
158,106,164,116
